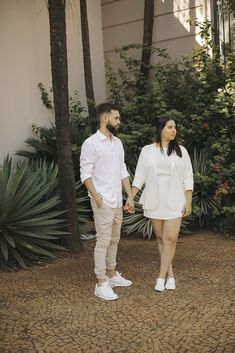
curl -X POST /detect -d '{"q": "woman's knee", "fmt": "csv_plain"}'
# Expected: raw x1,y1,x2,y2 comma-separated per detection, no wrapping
163,234,178,246
156,232,163,244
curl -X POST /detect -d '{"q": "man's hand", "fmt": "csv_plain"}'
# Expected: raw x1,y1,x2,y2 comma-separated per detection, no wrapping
124,196,135,214
94,194,103,208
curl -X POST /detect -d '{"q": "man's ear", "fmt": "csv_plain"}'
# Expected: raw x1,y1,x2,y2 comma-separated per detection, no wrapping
103,114,110,124
100,113,107,124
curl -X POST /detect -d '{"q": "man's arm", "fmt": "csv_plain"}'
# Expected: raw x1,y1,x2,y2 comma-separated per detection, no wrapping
84,178,103,208
122,177,134,213
80,140,102,208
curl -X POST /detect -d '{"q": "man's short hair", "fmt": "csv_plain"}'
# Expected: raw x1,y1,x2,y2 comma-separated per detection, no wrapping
96,103,118,120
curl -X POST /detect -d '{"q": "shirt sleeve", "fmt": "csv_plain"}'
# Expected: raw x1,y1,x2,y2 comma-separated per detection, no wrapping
80,140,95,184
132,148,146,190
182,148,194,191
120,143,129,180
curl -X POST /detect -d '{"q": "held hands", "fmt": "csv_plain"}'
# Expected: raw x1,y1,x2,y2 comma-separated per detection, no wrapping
182,201,192,217
124,196,135,214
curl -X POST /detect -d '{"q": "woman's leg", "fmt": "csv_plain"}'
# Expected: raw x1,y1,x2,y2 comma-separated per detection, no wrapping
151,219,173,277
158,217,182,279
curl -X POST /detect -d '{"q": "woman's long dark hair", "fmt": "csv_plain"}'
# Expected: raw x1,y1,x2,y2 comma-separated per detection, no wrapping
156,116,182,157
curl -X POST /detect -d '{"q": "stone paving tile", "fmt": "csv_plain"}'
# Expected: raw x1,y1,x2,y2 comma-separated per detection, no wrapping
0,232,234,353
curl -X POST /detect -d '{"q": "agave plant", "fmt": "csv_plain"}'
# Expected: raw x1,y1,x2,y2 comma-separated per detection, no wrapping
0,157,68,269
122,170,191,239
191,148,219,227
122,189,153,239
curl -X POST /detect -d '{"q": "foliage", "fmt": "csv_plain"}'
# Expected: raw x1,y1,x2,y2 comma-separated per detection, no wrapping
16,95,92,181
191,148,219,228
0,157,92,269
0,157,67,269
106,21,235,233
37,82,53,109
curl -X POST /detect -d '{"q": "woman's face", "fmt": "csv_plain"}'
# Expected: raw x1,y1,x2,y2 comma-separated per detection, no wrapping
161,120,177,142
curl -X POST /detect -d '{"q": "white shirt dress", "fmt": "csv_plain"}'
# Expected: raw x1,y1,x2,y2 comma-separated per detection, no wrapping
133,144,194,220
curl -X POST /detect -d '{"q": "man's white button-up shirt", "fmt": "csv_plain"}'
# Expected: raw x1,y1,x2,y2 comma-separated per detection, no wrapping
80,130,129,208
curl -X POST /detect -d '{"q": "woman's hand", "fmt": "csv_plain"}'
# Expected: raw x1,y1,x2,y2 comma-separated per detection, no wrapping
182,201,192,217
124,196,135,213
182,190,193,217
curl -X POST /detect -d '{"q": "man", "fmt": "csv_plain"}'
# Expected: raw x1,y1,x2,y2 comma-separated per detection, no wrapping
80,103,134,301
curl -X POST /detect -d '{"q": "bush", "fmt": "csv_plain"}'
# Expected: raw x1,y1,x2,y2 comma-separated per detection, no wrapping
0,157,92,269
0,157,67,269
17,88,93,181
106,21,235,234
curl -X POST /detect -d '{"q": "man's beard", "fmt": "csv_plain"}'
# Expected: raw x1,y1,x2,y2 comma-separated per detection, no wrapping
106,123,119,135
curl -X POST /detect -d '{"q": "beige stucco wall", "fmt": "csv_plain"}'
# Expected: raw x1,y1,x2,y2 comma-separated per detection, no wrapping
102,0,212,73
0,0,106,162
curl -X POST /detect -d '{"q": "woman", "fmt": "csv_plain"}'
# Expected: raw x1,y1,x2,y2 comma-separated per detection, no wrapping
132,116,193,291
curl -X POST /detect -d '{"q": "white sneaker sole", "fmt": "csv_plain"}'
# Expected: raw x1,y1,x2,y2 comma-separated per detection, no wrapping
108,282,132,288
154,287,165,292
165,286,176,290
95,292,118,301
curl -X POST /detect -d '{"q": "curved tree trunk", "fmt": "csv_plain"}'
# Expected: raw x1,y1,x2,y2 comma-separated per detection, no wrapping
139,0,154,82
48,0,83,252
80,0,96,129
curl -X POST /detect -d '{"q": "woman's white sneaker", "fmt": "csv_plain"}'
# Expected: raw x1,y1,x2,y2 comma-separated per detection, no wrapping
165,277,176,290
106,271,132,287
95,281,118,300
154,277,165,292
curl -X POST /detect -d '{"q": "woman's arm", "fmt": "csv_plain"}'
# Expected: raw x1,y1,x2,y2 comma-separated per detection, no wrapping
181,147,193,217
182,190,192,217
132,148,146,191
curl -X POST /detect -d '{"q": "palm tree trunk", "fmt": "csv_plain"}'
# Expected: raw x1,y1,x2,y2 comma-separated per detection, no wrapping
48,0,83,252
139,0,154,81
80,0,96,129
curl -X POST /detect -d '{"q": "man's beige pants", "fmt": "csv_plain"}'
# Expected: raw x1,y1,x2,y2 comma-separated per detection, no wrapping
91,198,123,280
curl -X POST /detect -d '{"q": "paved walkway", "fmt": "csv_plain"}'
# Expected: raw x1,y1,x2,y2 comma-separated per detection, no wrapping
0,232,234,353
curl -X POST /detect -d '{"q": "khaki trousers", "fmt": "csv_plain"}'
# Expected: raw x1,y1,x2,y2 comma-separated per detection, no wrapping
90,198,123,280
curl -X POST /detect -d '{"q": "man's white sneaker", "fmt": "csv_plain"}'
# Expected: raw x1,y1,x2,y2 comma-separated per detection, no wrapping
106,271,132,287
154,277,165,292
95,281,118,300
165,277,176,290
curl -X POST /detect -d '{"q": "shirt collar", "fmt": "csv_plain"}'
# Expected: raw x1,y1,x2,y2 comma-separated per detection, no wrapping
96,129,117,142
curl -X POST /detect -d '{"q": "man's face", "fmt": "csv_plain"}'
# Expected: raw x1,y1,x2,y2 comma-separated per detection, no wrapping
106,110,121,134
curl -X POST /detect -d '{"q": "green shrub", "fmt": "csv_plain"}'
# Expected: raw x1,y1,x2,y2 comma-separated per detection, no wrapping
106,21,235,233
17,120,92,181
17,88,93,181
0,157,67,269
0,157,92,269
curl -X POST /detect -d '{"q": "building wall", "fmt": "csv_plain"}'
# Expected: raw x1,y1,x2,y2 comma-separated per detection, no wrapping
101,0,212,73
0,0,106,162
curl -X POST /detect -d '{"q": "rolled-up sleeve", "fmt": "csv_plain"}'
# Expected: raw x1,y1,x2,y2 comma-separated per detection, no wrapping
132,148,146,190
120,143,129,180
80,140,94,184
183,148,194,191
